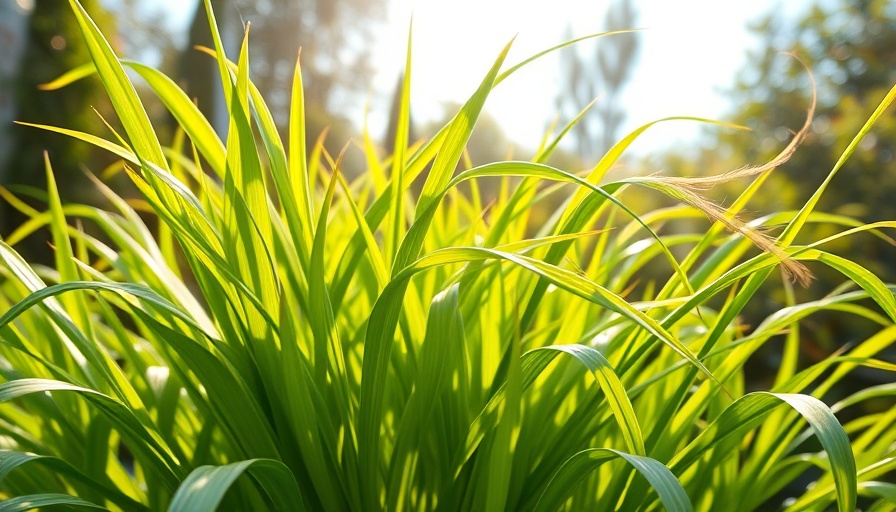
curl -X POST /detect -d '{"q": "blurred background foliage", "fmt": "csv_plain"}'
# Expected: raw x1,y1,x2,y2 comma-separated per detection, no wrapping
0,0,894,397
0,0,118,262
652,0,896,394
556,0,640,161
180,0,386,172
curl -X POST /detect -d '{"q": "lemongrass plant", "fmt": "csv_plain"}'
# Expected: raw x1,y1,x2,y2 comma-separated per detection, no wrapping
1,1,895,510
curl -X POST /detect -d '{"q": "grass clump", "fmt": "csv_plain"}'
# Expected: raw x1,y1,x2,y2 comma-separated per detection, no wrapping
1,1,895,510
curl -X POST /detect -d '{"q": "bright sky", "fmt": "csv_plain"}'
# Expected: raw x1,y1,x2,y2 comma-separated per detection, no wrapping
158,0,809,154
375,0,807,153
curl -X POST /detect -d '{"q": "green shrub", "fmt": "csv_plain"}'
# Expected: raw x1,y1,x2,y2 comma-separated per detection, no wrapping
1,1,895,510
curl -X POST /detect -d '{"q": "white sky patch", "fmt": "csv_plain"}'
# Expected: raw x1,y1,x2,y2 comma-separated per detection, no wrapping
155,0,809,154
375,0,806,153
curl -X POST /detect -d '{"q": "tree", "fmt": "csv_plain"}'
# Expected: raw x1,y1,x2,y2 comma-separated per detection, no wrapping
664,0,896,419
179,0,386,172
712,0,896,285
719,0,896,203
555,0,640,162
111,0,178,71
1,0,117,260
0,0,30,187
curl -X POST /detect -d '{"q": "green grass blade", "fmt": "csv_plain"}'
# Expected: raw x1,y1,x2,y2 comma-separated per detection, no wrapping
780,82,896,245
859,481,896,502
37,62,96,91
386,25,413,267
277,292,347,510
793,248,896,322
168,459,304,512
669,392,856,512
217,26,281,344
401,247,715,382
360,244,717,510
533,448,692,512
0,379,182,491
400,40,512,270
16,122,136,163
305,171,359,505
480,275,520,511
525,345,644,456
0,493,106,511
124,61,226,176
200,0,233,112
67,0,167,168
386,284,464,511
0,451,149,511
0,280,282,460
288,52,314,255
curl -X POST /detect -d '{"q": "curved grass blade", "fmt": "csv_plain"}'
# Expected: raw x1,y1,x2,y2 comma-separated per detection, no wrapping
67,0,167,168
524,344,644,456
0,240,144,409
404,40,512,267
288,51,314,256
0,451,149,511
0,493,106,512
495,30,640,86
360,245,717,508
533,448,692,512
168,459,303,512
859,481,896,502
40,64,223,177
483,287,521,512
669,392,856,512
0,379,182,491
400,249,715,382
191,44,314,272
0,281,282,460
304,169,361,507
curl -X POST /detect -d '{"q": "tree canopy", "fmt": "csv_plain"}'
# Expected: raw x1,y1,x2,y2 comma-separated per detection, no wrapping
181,0,386,169
661,0,896,368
